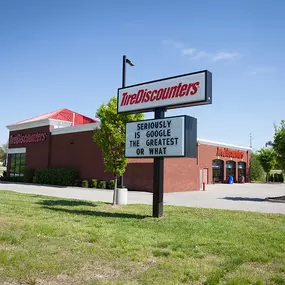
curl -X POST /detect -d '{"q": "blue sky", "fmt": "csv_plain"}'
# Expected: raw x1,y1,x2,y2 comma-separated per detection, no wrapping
1,0,284,150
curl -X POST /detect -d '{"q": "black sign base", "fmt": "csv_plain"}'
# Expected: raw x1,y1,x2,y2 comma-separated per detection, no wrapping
152,108,165,218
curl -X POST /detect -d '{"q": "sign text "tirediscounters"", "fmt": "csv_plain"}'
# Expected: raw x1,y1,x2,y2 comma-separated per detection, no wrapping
117,70,212,114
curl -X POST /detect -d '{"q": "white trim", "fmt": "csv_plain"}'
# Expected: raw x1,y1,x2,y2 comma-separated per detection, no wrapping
7,147,26,154
7,119,50,131
197,138,252,152
6,119,72,131
51,122,99,135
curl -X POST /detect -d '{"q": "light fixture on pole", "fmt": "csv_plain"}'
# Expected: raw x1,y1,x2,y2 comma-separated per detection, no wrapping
126,58,135,67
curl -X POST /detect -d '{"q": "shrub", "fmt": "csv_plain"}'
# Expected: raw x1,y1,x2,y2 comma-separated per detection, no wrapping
74,179,82,187
23,168,35,183
90,179,98,188
35,168,79,186
7,176,23,182
107,180,115,190
97,180,106,189
34,170,41,183
9,176,16,182
0,175,9,181
272,174,275,182
274,173,279,182
2,171,7,177
278,173,284,183
82,180,89,188
32,175,38,184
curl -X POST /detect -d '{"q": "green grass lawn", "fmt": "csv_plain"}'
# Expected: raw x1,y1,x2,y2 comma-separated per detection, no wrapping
0,191,285,285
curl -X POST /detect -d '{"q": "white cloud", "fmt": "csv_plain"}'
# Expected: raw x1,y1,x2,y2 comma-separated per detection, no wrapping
182,48,196,55
163,39,241,62
173,41,184,49
212,51,241,61
244,66,276,76
191,51,211,60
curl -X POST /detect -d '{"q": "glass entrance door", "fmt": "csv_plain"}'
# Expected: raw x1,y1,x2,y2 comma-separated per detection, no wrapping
238,162,246,182
226,161,236,182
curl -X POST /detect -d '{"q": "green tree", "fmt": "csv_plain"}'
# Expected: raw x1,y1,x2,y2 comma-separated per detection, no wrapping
250,153,265,182
0,143,7,166
258,148,276,181
270,120,285,171
93,96,143,205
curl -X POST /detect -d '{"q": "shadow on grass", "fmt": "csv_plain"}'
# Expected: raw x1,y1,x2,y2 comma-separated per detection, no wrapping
36,199,97,207
221,197,266,202
42,206,149,219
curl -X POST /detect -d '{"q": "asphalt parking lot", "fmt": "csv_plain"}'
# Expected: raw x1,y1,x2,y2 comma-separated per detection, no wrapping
163,183,285,214
0,182,284,214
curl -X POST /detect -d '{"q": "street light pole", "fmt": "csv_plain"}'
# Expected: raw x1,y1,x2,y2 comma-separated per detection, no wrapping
119,55,134,188
122,55,126,88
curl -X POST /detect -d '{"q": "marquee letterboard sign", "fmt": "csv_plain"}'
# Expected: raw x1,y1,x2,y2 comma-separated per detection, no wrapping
125,116,197,158
118,70,212,114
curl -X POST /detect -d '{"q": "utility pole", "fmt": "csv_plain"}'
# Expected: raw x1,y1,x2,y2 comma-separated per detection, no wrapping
249,133,252,148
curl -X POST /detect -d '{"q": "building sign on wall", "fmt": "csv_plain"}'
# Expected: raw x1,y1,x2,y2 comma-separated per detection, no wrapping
118,70,212,114
217,147,244,159
9,132,48,145
125,116,197,158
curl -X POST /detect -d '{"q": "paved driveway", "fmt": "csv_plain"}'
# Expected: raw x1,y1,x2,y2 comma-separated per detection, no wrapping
0,182,284,214
164,183,285,214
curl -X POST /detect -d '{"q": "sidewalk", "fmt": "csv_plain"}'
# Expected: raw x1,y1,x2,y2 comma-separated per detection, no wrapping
1,182,284,214
0,182,153,204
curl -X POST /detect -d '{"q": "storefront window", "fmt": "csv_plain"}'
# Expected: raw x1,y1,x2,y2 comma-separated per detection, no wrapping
9,153,26,177
212,159,224,183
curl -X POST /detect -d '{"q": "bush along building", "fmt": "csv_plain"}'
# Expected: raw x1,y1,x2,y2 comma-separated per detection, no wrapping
5,108,251,192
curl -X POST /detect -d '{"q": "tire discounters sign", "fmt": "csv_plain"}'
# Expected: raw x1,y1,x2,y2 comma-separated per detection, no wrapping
125,116,197,158
118,70,212,114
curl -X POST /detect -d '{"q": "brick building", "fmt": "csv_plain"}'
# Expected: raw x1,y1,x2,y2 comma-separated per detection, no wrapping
6,109,251,192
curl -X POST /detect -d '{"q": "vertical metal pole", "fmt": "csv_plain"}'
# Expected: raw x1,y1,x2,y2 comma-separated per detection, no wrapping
119,55,126,188
153,108,165,218
122,55,126,88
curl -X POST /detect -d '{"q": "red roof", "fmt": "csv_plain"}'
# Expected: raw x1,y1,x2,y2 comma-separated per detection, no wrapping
12,108,97,126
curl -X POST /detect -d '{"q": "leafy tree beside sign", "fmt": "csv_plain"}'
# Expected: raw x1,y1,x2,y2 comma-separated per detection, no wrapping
250,153,265,182
268,121,285,172
93,96,143,205
258,148,276,182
